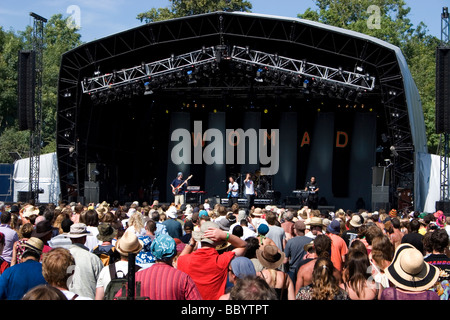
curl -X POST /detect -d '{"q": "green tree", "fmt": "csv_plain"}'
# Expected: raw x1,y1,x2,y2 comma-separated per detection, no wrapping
298,0,440,153
137,0,252,23
0,14,82,163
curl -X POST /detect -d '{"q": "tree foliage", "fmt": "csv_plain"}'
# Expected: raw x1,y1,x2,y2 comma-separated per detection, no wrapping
0,14,82,163
136,0,252,23
298,0,440,153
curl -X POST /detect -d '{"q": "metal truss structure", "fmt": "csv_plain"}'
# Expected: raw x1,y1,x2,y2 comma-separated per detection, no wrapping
81,45,375,97
440,7,450,202
29,12,46,203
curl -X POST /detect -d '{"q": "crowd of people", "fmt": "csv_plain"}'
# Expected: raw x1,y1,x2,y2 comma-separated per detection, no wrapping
0,198,449,301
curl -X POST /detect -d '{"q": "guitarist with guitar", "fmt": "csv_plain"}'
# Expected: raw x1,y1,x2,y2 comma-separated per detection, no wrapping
170,172,192,205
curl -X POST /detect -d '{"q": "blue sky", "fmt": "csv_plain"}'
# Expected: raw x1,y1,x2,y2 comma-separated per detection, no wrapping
0,0,447,43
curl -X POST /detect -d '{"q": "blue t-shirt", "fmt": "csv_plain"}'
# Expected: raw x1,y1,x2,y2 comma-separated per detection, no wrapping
171,178,186,195
0,260,47,300
162,219,183,240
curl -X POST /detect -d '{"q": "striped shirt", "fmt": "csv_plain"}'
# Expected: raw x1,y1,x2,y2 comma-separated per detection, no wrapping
132,263,202,300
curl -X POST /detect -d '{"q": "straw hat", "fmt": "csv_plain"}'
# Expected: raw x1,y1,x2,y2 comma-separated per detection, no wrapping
349,215,363,228
384,243,439,292
23,237,44,254
256,245,285,270
116,230,143,256
252,208,263,216
23,205,39,218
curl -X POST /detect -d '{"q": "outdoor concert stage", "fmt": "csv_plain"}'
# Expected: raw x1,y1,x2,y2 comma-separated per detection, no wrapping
56,11,427,211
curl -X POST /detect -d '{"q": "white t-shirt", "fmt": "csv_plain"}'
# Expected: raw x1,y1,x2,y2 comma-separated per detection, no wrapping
85,226,102,252
228,182,239,197
96,261,129,290
244,180,255,195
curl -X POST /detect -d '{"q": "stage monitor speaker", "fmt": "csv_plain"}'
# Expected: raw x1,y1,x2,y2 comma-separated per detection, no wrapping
84,181,99,204
17,191,35,203
17,50,36,131
436,200,450,216
436,46,450,134
372,186,390,212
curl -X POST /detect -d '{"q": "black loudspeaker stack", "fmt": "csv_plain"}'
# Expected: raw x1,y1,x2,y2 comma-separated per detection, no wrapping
17,50,36,131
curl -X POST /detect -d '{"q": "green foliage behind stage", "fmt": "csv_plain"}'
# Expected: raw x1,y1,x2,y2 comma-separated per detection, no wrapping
0,14,81,163
0,0,442,163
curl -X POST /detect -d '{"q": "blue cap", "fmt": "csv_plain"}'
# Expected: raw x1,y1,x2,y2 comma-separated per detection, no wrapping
230,257,256,279
150,234,177,260
199,210,208,218
257,223,269,235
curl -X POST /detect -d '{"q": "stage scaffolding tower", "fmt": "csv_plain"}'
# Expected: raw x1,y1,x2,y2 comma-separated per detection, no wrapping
440,7,450,203
29,12,46,204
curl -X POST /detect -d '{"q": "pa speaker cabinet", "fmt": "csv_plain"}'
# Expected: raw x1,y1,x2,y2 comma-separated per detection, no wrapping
436,46,450,134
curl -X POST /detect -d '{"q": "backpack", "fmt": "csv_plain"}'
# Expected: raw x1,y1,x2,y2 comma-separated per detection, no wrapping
104,263,141,300
93,245,120,266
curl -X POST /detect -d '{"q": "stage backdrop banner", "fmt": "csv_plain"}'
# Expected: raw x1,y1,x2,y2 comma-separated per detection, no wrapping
332,111,354,198
297,107,316,190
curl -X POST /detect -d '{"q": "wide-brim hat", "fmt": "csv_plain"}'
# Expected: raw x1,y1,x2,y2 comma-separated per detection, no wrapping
256,245,285,269
192,221,220,245
385,243,439,292
303,240,314,252
23,237,44,254
116,230,144,256
97,223,117,242
23,205,40,218
31,220,53,238
252,208,263,216
66,223,91,238
349,215,362,228
307,217,323,227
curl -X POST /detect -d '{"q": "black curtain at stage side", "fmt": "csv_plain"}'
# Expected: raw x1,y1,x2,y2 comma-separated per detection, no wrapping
348,113,377,211
166,112,191,202
204,112,227,199
305,112,335,204
296,107,317,190
275,112,298,198
332,112,354,198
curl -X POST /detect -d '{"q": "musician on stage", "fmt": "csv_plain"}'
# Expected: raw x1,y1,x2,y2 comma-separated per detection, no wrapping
227,176,239,206
304,176,319,209
244,173,257,211
171,172,188,205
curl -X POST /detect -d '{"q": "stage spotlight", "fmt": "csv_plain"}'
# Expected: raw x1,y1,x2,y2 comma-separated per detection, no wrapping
355,66,364,73
390,146,399,157
346,89,355,101
63,90,71,98
303,79,309,88
144,81,153,95
255,68,264,82
90,92,99,105
187,70,197,84
264,108,268,114
376,146,384,153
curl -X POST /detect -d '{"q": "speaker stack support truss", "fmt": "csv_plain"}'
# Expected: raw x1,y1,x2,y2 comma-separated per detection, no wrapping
436,7,450,215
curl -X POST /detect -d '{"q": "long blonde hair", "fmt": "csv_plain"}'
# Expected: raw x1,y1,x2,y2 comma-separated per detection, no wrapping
311,257,340,300
128,212,144,231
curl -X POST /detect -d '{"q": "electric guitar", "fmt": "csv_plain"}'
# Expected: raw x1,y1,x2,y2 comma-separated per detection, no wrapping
172,175,193,195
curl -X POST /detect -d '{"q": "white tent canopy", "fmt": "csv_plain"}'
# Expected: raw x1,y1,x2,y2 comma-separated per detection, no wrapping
13,152,60,204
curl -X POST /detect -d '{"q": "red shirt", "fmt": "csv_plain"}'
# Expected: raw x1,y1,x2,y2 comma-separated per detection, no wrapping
122,263,202,300
177,247,235,300
327,233,348,272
